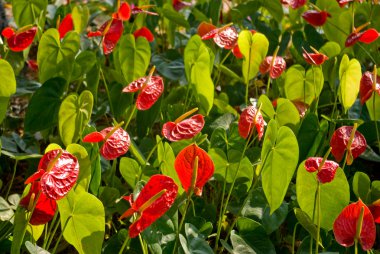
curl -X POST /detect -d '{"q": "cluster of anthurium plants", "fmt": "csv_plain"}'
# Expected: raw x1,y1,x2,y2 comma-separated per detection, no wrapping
1,0,380,253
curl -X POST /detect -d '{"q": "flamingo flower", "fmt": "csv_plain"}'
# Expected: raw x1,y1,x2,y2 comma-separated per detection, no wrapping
360,69,380,104
122,66,164,110
162,108,205,142
19,181,57,225
1,25,37,52
83,123,130,160
175,144,215,196
173,0,192,11
302,10,331,27
119,175,178,238
259,55,286,79
337,0,364,8
131,5,158,16
333,199,376,251
280,0,307,9
238,105,265,140
330,125,367,165
58,14,74,39
304,157,339,183
24,149,79,200
345,22,380,47
133,27,154,42
200,22,239,50
302,47,329,65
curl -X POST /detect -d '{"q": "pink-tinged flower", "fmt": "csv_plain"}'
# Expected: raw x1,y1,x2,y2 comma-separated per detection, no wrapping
83,125,130,160
302,10,331,27
201,23,238,50
162,108,205,142
280,0,307,9
330,126,367,165
1,26,37,52
345,24,380,47
133,27,154,42
58,14,74,39
304,157,339,183
360,70,380,104
333,199,376,251
302,47,329,65
173,0,192,11
122,67,164,110
25,149,79,200
272,99,309,117
175,144,214,196
19,181,57,225
238,106,265,140
337,0,364,8
259,56,286,79
131,5,158,16
119,175,178,238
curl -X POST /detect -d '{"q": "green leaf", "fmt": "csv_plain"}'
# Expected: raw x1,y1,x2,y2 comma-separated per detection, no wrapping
284,65,324,105
120,157,141,189
0,59,16,124
24,78,66,132
339,54,361,112
180,223,213,254
184,35,214,115
319,42,341,58
59,90,94,146
57,188,105,254
12,0,47,27
260,0,283,23
294,208,323,248
258,94,275,122
66,144,91,191
296,162,350,230
37,29,80,84
117,35,151,83
237,31,269,85
352,171,371,203
72,5,89,34
71,51,97,81
366,93,380,121
275,98,300,133
162,3,190,29
261,120,299,214
297,113,320,162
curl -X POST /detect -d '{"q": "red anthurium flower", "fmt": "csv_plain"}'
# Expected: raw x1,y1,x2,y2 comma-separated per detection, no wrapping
304,157,339,183
302,47,329,65
112,2,131,21
27,59,38,72
345,23,380,47
119,175,178,238
337,0,364,8
201,23,238,50
280,0,307,9
238,106,265,140
122,66,164,110
197,22,217,38
259,56,286,79
1,26,37,52
173,0,192,11
369,199,380,224
333,199,376,251
83,123,130,160
133,27,154,42
19,181,57,225
58,14,74,39
131,5,159,16
330,125,367,165
175,144,214,196
25,149,79,200
162,108,205,142
360,70,380,104
302,10,331,27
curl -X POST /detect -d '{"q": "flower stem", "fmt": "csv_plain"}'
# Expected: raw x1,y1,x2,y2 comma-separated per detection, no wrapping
173,195,191,254
5,159,18,199
51,216,71,254
118,234,131,254
124,104,137,130
214,164,229,252
315,182,321,254
100,68,115,116
292,223,299,254
373,94,380,154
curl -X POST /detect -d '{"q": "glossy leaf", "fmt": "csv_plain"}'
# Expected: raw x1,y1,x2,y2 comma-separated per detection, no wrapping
0,60,16,124
72,5,89,34
339,54,361,112
120,157,141,188
66,144,91,192
275,98,301,133
366,93,380,121
352,171,371,203
12,0,47,27
161,3,190,29
294,208,324,247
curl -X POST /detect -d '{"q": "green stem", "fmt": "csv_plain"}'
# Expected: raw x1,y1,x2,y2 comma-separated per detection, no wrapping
173,196,192,254
43,210,58,249
118,235,131,254
5,159,18,199
124,104,137,130
139,234,148,254
100,68,115,116
355,240,358,254
292,223,300,254
315,182,321,254
45,215,61,250
109,159,118,188
373,94,380,154
215,50,232,87
51,216,71,254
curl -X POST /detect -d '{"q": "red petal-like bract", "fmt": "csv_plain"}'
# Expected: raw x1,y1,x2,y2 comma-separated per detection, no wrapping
121,175,178,238
162,114,205,141
369,200,380,224
333,199,376,251
280,0,307,9
197,22,217,38
302,10,330,27
1,27,15,39
292,100,309,117
82,131,105,143
99,127,130,160
133,27,154,42
4,26,37,52
259,56,286,79
238,106,265,140
359,28,379,44
201,25,238,49
330,126,367,164
304,157,339,183
345,32,361,47
103,19,123,55
232,44,243,59
117,2,131,21
175,144,215,196
58,14,74,39
173,0,192,11
337,0,363,7
19,181,57,225
25,149,79,200
131,7,158,16
303,51,329,65
360,71,380,104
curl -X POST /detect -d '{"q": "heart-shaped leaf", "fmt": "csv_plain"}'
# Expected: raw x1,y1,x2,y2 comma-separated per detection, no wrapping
339,54,361,112
0,60,16,124
12,0,47,27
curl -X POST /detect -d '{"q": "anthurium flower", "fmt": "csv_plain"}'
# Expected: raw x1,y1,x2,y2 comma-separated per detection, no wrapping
360,70,380,104
302,10,331,27
1,26,37,52
238,106,265,140
302,47,329,65
173,0,192,11
333,199,376,251
280,0,307,9
112,2,131,20
162,108,205,142
58,14,74,39
83,123,130,160
330,125,367,165
259,56,286,79
345,23,380,47
122,66,164,110
19,181,57,225
131,5,158,16
25,149,79,200
133,27,154,42
119,175,178,238
174,144,215,196
369,199,380,224
336,0,363,8
201,23,238,50
197,22,217,38
304,157,339,183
